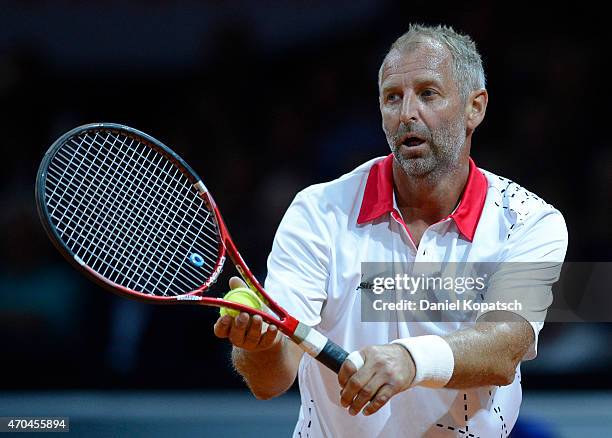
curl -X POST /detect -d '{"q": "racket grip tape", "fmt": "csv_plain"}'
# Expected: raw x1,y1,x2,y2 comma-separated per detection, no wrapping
316,341,364,373
293,323,364,374
316,339,350,373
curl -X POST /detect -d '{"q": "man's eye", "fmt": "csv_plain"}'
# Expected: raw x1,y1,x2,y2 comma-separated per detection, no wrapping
421,89,437,98
387,93,401,103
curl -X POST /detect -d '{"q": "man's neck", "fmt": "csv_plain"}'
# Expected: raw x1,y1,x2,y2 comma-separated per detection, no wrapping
392,156,470,226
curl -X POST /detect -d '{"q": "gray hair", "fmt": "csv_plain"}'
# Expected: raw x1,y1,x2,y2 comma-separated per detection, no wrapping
379,24,486,100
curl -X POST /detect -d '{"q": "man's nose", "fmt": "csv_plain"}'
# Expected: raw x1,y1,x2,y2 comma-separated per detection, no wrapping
399,93,418,124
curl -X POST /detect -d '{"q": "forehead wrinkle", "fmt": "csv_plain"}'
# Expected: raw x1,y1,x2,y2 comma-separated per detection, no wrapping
380,39,452,88
382,68,444,88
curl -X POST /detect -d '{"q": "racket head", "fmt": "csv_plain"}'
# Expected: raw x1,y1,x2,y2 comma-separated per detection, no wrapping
35,123,227,303
36,122,297,333
37,125,348,370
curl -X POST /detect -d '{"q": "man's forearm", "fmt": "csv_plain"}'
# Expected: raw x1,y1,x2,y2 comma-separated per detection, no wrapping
232,336,303,399
444,316,534,388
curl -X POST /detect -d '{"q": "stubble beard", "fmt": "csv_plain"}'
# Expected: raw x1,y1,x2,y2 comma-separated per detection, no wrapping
387,116,466,179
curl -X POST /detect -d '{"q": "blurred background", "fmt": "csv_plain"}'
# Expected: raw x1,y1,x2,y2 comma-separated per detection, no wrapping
1,1,610,437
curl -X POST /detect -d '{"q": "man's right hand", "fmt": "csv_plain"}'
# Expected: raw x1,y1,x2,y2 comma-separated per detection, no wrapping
213,276,282,352
213,277,304,399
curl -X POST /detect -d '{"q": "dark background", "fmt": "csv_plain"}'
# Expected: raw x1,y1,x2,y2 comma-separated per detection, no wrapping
1,0,610,397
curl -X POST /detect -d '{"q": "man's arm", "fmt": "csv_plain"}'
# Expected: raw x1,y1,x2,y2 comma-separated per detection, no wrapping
446,311,533,388
230,332,304,399
338,312,534,416
341,210,567,416
213,277,304,400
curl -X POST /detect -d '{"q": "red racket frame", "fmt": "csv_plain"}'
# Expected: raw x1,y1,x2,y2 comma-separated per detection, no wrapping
36,123,355,373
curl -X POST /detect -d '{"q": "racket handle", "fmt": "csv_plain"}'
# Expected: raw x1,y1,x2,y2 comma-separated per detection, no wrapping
316,340,364,373
293,323,364,374
316,339,351,373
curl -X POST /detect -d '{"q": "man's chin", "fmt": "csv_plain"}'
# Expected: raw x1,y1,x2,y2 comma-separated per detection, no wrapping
392,151,436,177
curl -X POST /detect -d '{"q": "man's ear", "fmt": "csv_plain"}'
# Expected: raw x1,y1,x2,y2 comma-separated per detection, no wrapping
466,89,488,131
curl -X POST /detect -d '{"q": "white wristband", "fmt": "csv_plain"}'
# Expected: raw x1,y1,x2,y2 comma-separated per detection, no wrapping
391,335,454,388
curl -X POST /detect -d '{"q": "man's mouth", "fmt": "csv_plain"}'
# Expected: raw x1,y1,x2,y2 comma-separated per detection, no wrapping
400,135,426,147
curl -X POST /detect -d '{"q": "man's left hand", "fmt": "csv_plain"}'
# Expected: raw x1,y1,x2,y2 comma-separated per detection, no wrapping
338,344,416,416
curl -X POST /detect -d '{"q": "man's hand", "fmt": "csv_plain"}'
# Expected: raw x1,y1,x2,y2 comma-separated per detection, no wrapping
338,344,416,416
213,277,303,400
213,276,281,352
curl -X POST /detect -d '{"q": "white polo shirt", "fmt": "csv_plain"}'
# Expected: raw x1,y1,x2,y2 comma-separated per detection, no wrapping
264,155,568,438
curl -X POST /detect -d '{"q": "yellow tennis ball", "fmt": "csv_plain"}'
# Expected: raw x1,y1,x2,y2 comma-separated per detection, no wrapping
219,287,263,318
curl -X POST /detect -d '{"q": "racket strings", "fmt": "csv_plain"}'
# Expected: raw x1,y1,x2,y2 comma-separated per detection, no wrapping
44,130,221,296
49,138,219,273
47,132,218,295
48,144,219,260
54,133,218,294
48,150,209,293
47,135,205,294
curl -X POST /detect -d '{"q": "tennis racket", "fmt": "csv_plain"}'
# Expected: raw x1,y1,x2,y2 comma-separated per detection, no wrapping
35,123,363,374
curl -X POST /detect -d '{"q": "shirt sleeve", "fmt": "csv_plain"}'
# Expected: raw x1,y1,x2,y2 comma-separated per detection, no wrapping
476,209,568,360
264,191,331,327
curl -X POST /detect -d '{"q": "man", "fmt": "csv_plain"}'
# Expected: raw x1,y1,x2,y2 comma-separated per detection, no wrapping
214,24,567,437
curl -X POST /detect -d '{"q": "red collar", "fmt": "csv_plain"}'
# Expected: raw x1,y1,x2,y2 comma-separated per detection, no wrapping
357,154,488,241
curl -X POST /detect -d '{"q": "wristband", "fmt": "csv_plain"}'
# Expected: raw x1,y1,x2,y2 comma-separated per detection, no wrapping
391,335,454,388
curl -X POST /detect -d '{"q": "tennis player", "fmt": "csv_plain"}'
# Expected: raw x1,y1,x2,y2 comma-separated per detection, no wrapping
214,24,567,437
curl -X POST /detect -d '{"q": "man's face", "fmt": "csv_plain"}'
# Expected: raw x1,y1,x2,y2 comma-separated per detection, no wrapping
379,38,467,177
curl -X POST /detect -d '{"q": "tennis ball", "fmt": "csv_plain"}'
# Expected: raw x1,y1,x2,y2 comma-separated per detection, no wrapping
220,287,263,318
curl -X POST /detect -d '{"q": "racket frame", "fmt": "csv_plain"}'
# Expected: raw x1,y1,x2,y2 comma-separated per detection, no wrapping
36,123,352,373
